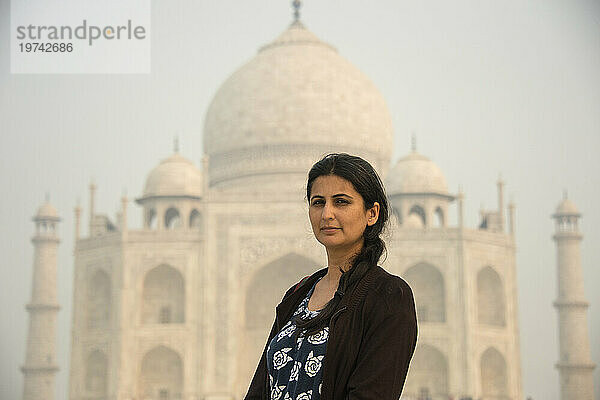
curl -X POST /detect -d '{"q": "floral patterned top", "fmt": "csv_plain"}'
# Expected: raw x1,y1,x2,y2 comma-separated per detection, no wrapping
266,277,328,400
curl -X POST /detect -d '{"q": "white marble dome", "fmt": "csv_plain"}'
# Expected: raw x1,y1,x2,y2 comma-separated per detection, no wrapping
386,151,448,196
203,21,394,189
142,152,202,198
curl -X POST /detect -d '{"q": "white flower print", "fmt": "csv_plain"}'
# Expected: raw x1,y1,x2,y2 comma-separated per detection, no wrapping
319,382,322,394
307,326,329,344
283,392,291,400
293,303,304,316
270,384,286,400
296,390,313,400
295,333,304,349
269,374,273,389
304,350,325,378
277,324,297,342
289,360,301,381
273,347,293,370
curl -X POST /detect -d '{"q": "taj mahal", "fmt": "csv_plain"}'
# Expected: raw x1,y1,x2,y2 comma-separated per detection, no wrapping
20,7,595,400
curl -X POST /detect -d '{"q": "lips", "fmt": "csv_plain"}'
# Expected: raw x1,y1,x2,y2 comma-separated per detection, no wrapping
321,227,340,231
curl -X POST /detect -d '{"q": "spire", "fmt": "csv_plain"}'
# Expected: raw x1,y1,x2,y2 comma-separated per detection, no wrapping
411,133,417,153
292,0,301,22
563,188,568,200
457,184,464,229
173,135,179,153
45,192,50,203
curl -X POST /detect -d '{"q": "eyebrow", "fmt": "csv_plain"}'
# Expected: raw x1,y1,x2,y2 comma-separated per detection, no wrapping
310,193,354,201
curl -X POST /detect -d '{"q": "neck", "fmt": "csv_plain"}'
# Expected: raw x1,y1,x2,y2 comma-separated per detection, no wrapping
324,239,363,288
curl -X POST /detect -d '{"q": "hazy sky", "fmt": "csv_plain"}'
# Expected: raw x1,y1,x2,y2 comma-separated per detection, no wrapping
1,1,598,399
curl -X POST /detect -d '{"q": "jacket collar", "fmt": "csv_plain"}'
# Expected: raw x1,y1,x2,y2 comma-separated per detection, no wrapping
274,265,382,327
275,266,328,325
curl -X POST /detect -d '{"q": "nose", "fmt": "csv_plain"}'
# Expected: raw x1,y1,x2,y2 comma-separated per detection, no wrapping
322,201,335,220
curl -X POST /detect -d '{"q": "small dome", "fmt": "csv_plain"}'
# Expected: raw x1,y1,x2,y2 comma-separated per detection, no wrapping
386,151,448,196
555,198,579,215
35,202,59,219
142,153,202,198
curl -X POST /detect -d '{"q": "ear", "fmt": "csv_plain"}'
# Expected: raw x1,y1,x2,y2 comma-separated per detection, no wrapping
366,202,380,226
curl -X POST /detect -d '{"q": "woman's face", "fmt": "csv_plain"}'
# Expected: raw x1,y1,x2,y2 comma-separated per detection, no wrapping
308,174,379,254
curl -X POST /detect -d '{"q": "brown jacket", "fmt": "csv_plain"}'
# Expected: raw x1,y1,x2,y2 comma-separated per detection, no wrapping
244,265,418,400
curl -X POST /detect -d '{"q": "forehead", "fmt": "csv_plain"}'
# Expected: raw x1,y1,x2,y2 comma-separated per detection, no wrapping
310,175,359,196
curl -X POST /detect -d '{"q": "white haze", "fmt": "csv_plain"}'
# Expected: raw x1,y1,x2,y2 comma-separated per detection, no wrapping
0,1,598,399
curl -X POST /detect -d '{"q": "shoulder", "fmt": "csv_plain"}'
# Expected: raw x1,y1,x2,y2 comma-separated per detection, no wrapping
281,267,328,300
364,265,415,315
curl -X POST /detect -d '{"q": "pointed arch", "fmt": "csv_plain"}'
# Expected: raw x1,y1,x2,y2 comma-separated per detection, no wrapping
408,204,426,226
85,349,108,396
146,208,157,229
404,343,449,399
434,206,444,227
164,207,181,229
240,252,317,396
142,265,185,324
403,262,446,322
139,345,183,400
477,266,506,326
189,209,202,229
245,252,316,329
87,269,111,329
480,347,508,399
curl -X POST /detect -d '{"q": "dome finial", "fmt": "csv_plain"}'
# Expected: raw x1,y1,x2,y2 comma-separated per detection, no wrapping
45,192,50,203
563,188,568,200
173,135,179,153
411,132,417,153
292,0,302,22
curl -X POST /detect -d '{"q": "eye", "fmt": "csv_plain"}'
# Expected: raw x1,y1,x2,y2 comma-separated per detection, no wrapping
335,198,349,204
311,199,324,206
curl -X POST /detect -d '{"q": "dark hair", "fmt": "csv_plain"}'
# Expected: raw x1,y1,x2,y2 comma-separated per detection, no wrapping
293,152,390,337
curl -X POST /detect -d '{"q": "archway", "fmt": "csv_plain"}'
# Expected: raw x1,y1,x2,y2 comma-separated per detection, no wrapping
477,266,505,326
139,346,183,400
240,252,317,396
85,350,108,397
142,265,185,324
404,343,449,399
404,263,446,322
164,207,181,229
87,270,111,329
480,347,508,399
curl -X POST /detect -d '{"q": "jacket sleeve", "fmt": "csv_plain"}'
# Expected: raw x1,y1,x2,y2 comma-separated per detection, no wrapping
346,279,418,400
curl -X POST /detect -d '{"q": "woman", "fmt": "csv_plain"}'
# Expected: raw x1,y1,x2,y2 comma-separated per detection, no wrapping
245,153,418,400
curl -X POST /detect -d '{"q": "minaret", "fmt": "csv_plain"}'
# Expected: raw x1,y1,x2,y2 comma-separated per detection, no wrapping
21,197,61,400
552,193,595,400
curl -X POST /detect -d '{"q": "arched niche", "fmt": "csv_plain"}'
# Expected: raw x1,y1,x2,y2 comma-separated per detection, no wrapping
189,209,202,229
434,206,444,228
139,346,183,400
477,266,506,327
240,252,317,396
408,204,426,226
142,265,185,324
392,205,403,225
85,350,108,397
164,207,181,230
87,270,111,330
403,263,446,322
480,347,508,399
404,343,449,399
146,208,157,229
